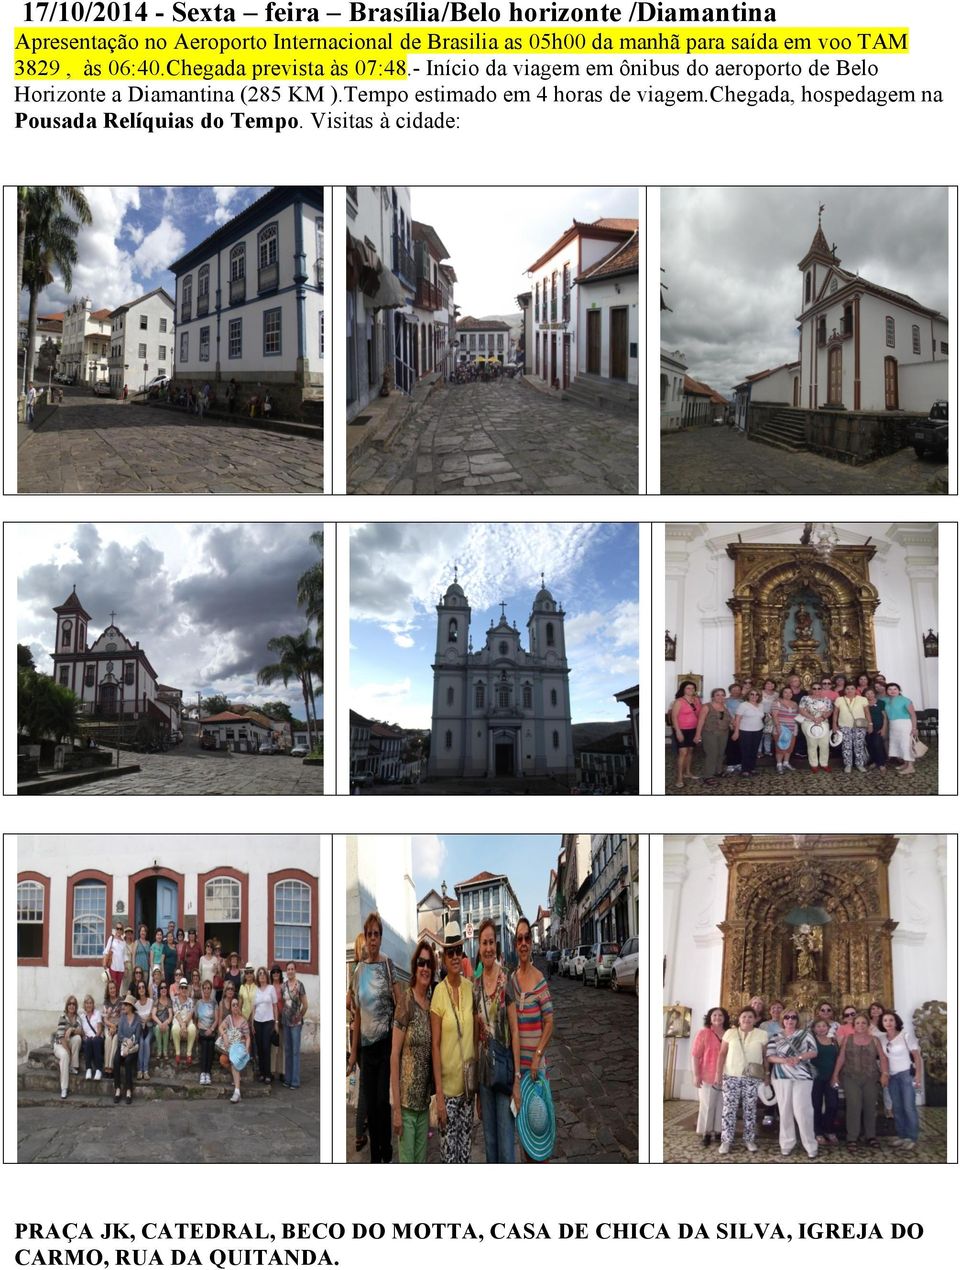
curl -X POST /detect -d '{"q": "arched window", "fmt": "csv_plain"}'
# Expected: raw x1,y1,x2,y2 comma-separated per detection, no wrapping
71,878,107,958
447,686,454,706
17,874,49,964
258,223,278,267
199,869,247,961
445,730,453,749
523,683,532,709
885,316,895,347
273,879,311,965
475,683,484,708
197,264,210,315
61,621,72,646
551,688,558,707
448,618,458,643
804,270,811,302
546,622,555,647
181,274,192,321
552,730,560,749
230,242,246,280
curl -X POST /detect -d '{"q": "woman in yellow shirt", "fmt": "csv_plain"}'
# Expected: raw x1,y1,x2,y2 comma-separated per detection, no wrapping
715,1006,769,1156
430,922,476,1164
831,683,872,774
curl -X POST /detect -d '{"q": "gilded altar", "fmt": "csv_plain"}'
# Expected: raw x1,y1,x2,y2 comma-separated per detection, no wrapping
716,835,898,1017
726,542,880,687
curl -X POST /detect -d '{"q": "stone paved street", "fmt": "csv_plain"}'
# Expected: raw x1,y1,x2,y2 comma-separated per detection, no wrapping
18,1057,319,1163
18,392,323,493
347,959,638,1163
666,745,938,796
349,378,639,494
42,747,323,796
660,428,947,494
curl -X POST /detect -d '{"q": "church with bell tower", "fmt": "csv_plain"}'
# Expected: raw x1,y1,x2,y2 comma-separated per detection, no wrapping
427,572,575,782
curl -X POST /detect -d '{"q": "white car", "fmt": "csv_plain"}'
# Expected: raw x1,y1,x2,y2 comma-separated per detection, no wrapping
610,935,639,995
289,745,308,758
570,943,592,980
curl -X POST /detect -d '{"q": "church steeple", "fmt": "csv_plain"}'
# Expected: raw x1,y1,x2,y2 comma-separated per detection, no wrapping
799,205,841,313
435,572,470,659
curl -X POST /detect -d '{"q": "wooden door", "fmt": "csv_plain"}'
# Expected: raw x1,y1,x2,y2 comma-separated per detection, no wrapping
884,356,899,409
587,310,601,374
827,346,842,405
562,334,570,388
610,307,628,380
550,334,557,386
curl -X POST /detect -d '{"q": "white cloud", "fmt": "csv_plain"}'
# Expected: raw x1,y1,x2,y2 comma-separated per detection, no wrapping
134,216,185,278
393,634,415,649
352,678,423,725
126,223,145,245
412,835,447,883
207,187,239,225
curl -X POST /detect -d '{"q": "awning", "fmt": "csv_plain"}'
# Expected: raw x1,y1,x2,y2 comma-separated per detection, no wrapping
346,231,381,299
372,267,409,311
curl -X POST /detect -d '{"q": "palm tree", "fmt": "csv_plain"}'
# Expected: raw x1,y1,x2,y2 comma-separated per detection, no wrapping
20,186,92,387
257,631,323,749
297,529,323,640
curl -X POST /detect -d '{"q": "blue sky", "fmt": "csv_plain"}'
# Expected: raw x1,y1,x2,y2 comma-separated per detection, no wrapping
23,187,269,316
350,522,639,729
412,834,561,920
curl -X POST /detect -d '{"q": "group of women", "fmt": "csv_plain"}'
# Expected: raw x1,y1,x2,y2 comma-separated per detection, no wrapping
691,999,923,1159
53,958,308,1105
672,672,921,788
348,912,553,1164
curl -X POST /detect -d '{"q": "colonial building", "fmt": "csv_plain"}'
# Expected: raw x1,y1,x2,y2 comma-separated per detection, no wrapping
733,360,800,430
412,220,454,379
50,588,181,735
60,299,111,384
575,229,639,386
659,348,687,431
107,288,174,396
345,835,417,978
200,710,285,753
527,217,638,391
456,315,513,365
19,312,63,377
797,215,948,412
455,870,522,968
170,186,323,418
427,573,575,782
349,709,373,784
578,834,639,947
16,836,320,1054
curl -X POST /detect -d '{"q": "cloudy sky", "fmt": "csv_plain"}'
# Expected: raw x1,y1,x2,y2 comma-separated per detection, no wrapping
21,187,270,316
14,523,321,717
350,522,639,729
409,186,639,317
412,834,560,923
660,186,949,396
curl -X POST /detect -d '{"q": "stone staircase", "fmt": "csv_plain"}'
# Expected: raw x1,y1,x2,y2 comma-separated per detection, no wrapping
751,407,809,452
20,1046,271,1103
563,373,638,417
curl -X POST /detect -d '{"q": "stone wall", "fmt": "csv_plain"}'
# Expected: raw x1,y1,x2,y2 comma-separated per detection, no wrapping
748,403,926,464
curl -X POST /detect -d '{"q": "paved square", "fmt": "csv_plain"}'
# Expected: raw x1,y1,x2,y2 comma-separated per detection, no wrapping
18,393,323,493
40,748,323,796
349,378,639,494
660,428,947,495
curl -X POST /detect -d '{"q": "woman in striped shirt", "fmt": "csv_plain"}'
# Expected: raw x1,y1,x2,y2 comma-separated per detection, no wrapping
510,915,554,1163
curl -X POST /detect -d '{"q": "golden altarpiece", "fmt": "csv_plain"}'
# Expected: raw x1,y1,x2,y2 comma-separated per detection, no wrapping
717,835,898,1020
726,540,881,688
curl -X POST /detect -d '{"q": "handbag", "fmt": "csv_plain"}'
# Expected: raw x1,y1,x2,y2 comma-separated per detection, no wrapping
446,979,477,1099
479,973,515,1096
911,738,929,759
736,1029,764,1081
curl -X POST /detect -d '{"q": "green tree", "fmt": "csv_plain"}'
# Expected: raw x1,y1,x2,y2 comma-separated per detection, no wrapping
257,630,322,749
297,529,323,646
17,643,36,669
18,668,82,744
261,700,295,724
20,186,92,387
17,186,91,299
201,693,231,715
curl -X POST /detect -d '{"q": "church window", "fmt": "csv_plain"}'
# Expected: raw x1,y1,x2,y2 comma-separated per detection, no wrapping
17,874,48,964
61,621,72,646
912,325,921,355
551,688,558,707
842,303,853,337
59,666,69,686
105,642,117,652
124,664,134,686
804,271,811,302
546,622,555,647
70,876,108,960
816,317,826,346
829,278,838,294
475,683,484,707
445,730,453,749
885,316,895,347
448,618,458,643
85,665,95,688
523,684,532,708
499,640,508,655
497,684,510,708
447,686,454,706
552,730,560,749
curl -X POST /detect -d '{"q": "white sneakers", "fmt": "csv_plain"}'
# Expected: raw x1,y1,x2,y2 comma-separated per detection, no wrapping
84,1069,92,1080
199,1072,212,1085
94,1070,102,1081
230,1088,241,1103
718,1142,730,1155
745,1141,758,1152
60,1090,68,1100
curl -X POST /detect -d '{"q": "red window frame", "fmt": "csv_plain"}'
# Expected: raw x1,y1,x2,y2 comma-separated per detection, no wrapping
64,868,113,967
267,869,319,976
17,870,50,967
197,866,249,964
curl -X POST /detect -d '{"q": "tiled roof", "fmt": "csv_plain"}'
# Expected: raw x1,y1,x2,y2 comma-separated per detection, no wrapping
527,217,639,274
456,315,511,331
456,870,504,888
594,217,639,231
412,220,450,261
54,587,90,616
201,711,251,723
683,374,727,405
108,288,174,318
89,308,112,320
745,361,800,383
577,231,639,283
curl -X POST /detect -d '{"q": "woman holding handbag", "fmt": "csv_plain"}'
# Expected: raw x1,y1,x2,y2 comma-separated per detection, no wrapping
390,940,435,1163
832,682,872,774
114,994,142,1105
474,917,517,1163
430,921,476,1164
715,1006,767,1155
510,915,554,1163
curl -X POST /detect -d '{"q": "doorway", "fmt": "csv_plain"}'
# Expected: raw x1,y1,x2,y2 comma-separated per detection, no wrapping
562,333,570,389
495,742,514,777
586,310,601,374
202,874,243,960
884,356,899,409
827,346,842,405
609,307,628,380
99,682,118,715
134,876,179,937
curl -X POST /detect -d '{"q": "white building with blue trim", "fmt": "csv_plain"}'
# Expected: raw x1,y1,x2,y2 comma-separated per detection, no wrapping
169,187,323,418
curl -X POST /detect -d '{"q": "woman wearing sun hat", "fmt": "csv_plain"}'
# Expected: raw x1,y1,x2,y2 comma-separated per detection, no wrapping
431,920,477,1164
510,915,554,1163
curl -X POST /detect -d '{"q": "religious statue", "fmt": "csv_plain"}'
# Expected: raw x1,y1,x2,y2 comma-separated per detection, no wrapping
791,924,823,980
793,604,813,638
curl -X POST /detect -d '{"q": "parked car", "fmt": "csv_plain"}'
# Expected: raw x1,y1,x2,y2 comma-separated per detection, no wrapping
912,399,948,461
610,936,639,995
558,948,575,977
289,745,308,758
258,741,280,755
92,381,112,396
570,943,593,980
582,941,620,988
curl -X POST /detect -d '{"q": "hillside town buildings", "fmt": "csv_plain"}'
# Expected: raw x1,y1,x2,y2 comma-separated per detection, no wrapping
107,288,174,396
60,299,112,384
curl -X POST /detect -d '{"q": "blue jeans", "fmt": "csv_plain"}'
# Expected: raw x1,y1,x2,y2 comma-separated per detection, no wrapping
283,1023,302,1088
888,1069,919,1141
137,1027,152,1074
478,1082,516,1163
812,1076,838,1136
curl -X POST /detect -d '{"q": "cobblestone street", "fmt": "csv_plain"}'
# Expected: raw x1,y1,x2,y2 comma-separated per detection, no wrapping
18,393,323,493
42,748,323,796
349,378,639,494
660,428,947,494
347,959,638,1163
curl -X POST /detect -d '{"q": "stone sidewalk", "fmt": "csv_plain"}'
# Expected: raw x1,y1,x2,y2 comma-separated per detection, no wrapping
660,427,947,494
349,378,639,495
18,395,323,493
42,748,323,796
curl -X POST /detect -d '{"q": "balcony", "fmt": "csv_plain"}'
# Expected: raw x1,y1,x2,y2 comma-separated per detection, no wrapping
562,293,570,322
197,294,209,318
229,275,246,305
392,233,415,288
180,302,191,323
415,278,443,311
550,299,558,321
258,261,279,294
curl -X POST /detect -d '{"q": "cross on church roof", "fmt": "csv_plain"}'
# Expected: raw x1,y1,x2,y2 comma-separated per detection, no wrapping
499,600,506,619
109,609,117,625
818,202,825,225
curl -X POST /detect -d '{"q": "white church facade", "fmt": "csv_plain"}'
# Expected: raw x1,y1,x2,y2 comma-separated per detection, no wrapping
50,588,182,735
427,575,575,781
797,215,948,413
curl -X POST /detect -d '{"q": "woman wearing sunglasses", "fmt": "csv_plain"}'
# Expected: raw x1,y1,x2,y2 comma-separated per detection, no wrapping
766,1009,819,1158
431,921,477,1164
347,911,400,1163
474,916,518,1163
390,940,436,1163
510,915,554,1163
